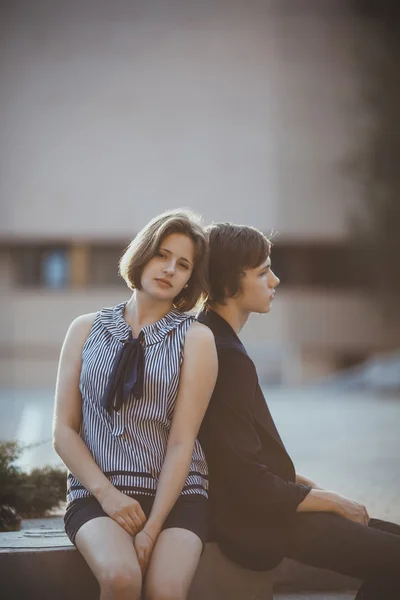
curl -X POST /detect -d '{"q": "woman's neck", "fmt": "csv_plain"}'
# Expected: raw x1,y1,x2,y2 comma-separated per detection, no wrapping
124,290,174,337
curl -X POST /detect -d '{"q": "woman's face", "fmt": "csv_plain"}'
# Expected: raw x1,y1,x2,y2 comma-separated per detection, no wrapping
140,233,195,302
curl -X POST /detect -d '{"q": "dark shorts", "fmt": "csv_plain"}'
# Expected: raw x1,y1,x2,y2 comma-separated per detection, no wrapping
64,493,208,547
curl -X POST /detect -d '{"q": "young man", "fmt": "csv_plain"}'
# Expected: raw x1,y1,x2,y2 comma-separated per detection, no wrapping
198,223,400,600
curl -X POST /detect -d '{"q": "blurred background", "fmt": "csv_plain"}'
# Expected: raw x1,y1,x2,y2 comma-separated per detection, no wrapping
0,0,399,525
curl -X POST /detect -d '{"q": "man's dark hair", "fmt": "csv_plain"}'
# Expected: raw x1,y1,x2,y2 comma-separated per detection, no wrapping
205,223,271,307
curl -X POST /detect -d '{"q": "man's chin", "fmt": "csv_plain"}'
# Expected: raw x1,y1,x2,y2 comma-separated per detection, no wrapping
254,305,271,315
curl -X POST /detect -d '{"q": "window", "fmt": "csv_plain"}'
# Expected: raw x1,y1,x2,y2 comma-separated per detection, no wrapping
89,245,126,287
12,245,69,289
41,249,69,289
271,242,365,289
11,243,128,289
10,240,366,291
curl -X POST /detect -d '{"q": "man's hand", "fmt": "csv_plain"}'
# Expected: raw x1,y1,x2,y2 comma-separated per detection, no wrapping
297,489,370,526
134,529,156,575
328,492,370,525
98,486,147,536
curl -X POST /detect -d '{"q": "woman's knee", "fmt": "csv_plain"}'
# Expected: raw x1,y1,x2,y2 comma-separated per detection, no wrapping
144,580,187,600
99,564,142,598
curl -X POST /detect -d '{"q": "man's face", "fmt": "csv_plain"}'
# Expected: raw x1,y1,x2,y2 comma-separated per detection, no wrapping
236,257,280,314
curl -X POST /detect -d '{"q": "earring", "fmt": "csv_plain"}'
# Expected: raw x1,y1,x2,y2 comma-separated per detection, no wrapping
184,284,189,289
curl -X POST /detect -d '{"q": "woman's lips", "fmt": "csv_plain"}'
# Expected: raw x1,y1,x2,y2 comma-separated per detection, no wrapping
155,278,173,288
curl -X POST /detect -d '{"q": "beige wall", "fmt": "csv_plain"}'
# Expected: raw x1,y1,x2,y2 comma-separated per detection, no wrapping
1,0,361,241
2,283,394,388
1,1,384,388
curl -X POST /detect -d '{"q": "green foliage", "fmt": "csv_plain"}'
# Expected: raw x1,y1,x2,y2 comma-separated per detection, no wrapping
0,441,67,529
0,442,21,503
11,467,67,519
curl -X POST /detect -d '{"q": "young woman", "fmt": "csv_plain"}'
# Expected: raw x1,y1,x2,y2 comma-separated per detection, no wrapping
53,209,218,600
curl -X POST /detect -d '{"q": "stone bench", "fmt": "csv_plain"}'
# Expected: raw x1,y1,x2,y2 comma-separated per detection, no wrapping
0,529,274,600
0,529,359,599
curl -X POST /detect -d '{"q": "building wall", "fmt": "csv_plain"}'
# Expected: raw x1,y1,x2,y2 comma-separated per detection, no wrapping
1,0,361,241
2,279,394,388
1,1,386,388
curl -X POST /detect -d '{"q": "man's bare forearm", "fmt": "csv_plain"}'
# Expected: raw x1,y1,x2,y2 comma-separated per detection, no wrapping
297,489,370,525
296,473,324,490
297,489,336,513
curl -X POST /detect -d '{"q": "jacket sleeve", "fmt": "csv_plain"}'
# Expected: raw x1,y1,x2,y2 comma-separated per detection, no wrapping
203,348,311,517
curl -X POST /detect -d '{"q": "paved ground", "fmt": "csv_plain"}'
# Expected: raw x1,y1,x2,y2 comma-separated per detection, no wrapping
2,387,399,597
268,388,400,525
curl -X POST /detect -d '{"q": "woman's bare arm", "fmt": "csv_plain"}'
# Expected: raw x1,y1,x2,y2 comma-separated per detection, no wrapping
142,321,218,539
53,314,146,535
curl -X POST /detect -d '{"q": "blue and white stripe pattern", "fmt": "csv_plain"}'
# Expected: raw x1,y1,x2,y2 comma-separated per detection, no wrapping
67,302,208,502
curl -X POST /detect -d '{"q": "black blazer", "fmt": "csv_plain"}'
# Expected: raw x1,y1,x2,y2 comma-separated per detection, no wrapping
198,310,310,570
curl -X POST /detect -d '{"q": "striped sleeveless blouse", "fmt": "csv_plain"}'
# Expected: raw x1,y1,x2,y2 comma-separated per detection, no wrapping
67,301,208,502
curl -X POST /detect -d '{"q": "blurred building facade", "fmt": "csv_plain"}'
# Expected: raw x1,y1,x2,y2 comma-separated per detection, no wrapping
1,0,397,389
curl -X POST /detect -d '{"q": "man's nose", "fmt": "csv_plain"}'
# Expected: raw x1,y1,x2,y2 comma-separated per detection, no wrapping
270,271,280,287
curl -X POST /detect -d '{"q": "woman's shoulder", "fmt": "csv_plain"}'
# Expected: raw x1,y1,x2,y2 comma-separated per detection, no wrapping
60,312,99,358
183,320,216,353
160,309,197,336
185,319,215,340
70,310,97,329
65,312,98,343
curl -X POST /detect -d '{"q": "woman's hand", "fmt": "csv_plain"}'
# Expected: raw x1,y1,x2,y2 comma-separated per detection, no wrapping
98,486,147,536
134,529,156,575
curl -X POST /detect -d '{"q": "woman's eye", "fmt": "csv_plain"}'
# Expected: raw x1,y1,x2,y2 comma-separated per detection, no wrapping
179,263,189,270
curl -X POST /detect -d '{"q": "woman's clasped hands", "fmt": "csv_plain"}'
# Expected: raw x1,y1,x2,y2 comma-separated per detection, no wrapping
98,485,157,573
134,527,157,575
98,486,147,536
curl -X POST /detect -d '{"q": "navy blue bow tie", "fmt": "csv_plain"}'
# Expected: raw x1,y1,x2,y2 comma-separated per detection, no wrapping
101,333,145,413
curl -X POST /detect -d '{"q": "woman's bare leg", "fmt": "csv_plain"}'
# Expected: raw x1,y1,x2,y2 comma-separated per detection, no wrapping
144,527,202,600
75,516,142,600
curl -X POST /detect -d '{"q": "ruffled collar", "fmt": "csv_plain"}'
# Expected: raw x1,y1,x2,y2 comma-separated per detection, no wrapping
100,301,192,346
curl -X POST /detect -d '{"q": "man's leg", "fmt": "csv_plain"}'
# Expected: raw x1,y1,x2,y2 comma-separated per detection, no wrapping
354,519,400,599
284,513,400,599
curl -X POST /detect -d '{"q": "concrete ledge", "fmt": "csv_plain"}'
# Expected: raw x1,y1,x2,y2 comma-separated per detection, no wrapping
0,529,274,600
0,529,360,598
273,558,360,593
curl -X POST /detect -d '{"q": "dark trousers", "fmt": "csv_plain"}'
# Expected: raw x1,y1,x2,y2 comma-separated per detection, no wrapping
285,513,400,599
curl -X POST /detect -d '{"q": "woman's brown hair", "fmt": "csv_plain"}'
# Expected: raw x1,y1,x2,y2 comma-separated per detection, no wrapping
205,222,271,307
119,209,209,312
